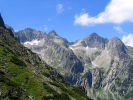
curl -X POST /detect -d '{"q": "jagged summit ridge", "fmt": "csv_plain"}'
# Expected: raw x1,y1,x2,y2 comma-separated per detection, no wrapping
89,32,99,37
16,28,46,42
72,33,108,49
48,30,58,37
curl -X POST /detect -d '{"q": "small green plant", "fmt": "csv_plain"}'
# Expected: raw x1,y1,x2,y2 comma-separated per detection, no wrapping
42,72,50,77
43,83,58,95
43,93,70,100
49,81,61,87
124,90,133,99
72,86,86,97
98,68,105,73
10,56,26,67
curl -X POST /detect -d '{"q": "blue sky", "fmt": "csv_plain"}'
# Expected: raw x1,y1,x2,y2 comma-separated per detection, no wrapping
0,0,133,46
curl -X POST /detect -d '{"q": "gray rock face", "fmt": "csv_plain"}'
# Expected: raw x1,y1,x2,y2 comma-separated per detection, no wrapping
5,25,19,40
107,37,127,59
48,30,69,48
16,29,84,74
77,70,92,88
15,28,133,100
74,33,108,49
16,28,46,42
48,30,58,37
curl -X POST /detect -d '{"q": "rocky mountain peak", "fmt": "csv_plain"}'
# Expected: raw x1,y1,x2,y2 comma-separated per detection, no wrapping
25,28,34,31
15,28,46,43
48,30,58,37
107,37,126,51
107,37,127,58
89,32,99,37
24,28,39,33
76,33,108,49
88,33,106,41
0,14,5,28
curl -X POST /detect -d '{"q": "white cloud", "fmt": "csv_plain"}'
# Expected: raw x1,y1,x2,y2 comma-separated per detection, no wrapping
74,0,133,26
113,26,126,34
75,13,90,26
57,4,64,13
122,34,133,47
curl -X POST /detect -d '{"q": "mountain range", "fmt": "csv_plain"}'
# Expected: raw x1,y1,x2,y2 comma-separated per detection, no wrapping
14,26,133,100
0,14,91,100
1,12,133,100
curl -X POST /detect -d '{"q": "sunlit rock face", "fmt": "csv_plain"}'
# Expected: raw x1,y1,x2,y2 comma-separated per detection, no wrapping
16,29,84,75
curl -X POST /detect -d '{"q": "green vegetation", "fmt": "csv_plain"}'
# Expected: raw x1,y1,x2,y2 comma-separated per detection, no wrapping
92,88,115,100
0,44,47,99
49,81,87,100
43,93,70,100
98,68,105,73
115,77,125,85
42,72,50,77
124,90,133,99
10,55,26,67
43,82,71,100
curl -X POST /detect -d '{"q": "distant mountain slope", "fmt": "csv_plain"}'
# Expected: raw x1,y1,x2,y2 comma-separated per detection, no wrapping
16,29,84,76
0,15,90,100
15,21,133,100
15,28,47,43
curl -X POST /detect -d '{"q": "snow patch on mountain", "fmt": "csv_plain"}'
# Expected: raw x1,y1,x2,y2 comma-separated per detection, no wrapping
24,39,41,45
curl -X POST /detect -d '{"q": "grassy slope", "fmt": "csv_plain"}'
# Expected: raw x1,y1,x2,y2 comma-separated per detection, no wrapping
0,27,91,100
